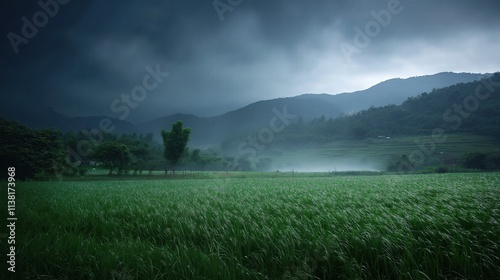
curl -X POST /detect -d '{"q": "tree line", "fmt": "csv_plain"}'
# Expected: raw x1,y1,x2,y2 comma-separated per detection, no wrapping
0,119,271,180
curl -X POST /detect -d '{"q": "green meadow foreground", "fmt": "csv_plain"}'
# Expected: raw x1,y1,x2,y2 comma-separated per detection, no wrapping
9,173,500,279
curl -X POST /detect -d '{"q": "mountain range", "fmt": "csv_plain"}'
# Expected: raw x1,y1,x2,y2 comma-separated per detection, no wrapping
1,72,490,146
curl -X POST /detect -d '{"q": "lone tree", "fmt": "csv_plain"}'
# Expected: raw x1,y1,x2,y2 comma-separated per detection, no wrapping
162,121,191,174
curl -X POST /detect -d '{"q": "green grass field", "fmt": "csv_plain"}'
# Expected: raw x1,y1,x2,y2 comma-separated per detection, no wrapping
4,173,500,279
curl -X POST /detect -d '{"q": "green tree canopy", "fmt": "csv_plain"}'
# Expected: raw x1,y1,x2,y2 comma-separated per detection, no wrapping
0,118,66,180
161,121,191,174
117,133,154,175
92,142,132,175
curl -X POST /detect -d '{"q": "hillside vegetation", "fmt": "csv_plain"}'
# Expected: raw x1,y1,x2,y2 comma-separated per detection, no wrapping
277,73,500,142
221,74,500,172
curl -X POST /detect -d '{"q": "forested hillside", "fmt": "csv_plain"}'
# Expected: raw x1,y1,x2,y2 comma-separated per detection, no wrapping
275,73,500,144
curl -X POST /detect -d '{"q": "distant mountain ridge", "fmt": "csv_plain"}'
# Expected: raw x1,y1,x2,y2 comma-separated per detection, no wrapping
1,72,491,146
139,72,492,145
283,73,500,142
297,72,491,114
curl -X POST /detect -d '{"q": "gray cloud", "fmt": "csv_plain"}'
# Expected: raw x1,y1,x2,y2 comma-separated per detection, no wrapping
1,0,499,122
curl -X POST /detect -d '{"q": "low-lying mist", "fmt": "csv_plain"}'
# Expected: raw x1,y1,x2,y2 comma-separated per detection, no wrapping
272,158,384,173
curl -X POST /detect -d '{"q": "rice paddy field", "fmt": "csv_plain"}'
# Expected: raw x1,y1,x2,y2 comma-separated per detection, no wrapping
4,173,500,279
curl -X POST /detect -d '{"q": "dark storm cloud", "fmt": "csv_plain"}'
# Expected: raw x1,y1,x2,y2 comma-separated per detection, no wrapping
1,0,499,122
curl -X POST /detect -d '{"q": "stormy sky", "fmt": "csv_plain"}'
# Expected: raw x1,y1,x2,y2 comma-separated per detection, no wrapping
1,0,499,123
